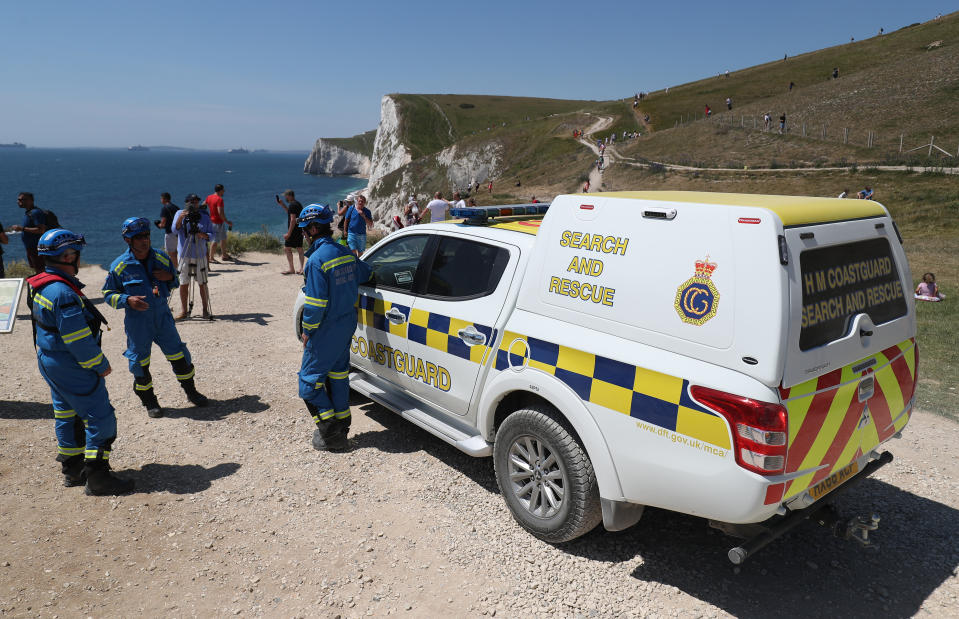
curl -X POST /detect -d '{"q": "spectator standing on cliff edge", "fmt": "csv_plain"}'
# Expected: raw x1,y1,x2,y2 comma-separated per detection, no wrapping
278,189,305,274
205,184,233,263
10,192,47,273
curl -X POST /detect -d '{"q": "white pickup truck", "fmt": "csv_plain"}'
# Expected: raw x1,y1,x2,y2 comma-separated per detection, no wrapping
295,192,918,562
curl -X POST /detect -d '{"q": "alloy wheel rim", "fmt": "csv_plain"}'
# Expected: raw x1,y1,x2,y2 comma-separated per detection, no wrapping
507,435,566,518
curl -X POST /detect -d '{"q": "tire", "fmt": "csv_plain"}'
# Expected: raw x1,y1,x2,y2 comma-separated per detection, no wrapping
493,404,603,543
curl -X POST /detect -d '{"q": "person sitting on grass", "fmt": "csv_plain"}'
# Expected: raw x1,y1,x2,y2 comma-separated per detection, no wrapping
857,186,874,199
915,272,945,301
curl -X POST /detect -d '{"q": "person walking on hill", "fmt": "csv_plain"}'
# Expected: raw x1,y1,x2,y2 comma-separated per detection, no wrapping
10,192,47,274
779,113,787,134
205,184,233,263
27,228,134,495
278,189,305,274
763,113,771,131
102,217,208,418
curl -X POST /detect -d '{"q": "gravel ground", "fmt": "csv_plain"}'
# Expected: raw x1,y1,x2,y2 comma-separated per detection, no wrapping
2,252,957,617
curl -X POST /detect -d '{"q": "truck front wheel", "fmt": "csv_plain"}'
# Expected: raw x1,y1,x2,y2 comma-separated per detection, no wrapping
493,405,602,543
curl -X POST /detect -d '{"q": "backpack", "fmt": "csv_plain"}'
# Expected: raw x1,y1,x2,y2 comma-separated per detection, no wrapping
43,209,60,229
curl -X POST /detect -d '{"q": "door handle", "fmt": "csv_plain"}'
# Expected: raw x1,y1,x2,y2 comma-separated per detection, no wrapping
458,326,487,346
385,307,407,324
859,329,874,337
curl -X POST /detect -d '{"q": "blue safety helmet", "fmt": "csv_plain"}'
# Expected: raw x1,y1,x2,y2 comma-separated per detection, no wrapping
121,216,151,239
37,228,86,256
297,203,333,228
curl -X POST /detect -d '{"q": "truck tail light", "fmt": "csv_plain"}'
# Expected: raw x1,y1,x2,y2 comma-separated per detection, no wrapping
690,386,787,476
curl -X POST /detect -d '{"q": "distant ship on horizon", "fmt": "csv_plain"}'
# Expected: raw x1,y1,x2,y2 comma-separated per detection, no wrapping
0,142,26,148
128,144,149,151
227,147,249,154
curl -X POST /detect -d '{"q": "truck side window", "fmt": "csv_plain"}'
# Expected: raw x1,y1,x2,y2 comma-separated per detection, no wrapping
364,235,430,292
425,237,509,299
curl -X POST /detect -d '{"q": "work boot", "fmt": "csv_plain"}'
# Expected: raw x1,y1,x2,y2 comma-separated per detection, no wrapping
134,386,164,418
60,454,87,487
180,378,209,407
312,428,348,452
83,459,135,496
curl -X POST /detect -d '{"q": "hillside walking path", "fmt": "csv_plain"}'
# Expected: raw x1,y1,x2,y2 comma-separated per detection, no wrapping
576,114,616,191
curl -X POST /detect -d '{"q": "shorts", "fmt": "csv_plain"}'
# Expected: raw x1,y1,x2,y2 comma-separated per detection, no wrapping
284,230,304,249
346,232,366,253
178,255,209,285
212,223,228,243
164,232,177,255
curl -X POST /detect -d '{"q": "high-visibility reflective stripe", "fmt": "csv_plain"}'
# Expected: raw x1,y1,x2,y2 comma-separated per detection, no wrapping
103,292,122,309
79,353,104,368
322,255,355,272
333,409,351,419
139,356,152,366
85,449,110,460
317,408,335,420
135,381,154,391
114,262,127,275
312,382,326,390
165,352,184,361
175,367,195,380
154,251,170,267
302,321,319,331
328,370,349,380
304,296,328,308
62,327,93,343
54,408,76,418
34,294,53,310
58,446,84,456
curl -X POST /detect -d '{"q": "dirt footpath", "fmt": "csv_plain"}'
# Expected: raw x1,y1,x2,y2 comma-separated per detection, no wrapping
1,252,957,618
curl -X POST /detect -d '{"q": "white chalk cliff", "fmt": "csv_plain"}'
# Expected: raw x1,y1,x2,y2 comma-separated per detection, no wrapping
368,96,413,192
303,139,371,176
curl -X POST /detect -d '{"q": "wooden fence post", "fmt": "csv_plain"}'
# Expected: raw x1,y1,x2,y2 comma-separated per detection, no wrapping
929,136,934,157
899,134,903,153
843,128,848,144
802,123,806,137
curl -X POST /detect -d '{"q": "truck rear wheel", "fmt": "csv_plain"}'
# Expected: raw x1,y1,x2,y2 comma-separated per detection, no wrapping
493,405,602,543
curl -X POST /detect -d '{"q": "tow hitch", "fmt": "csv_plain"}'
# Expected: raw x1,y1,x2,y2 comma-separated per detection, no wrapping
814,506,881,548
726,450,893,564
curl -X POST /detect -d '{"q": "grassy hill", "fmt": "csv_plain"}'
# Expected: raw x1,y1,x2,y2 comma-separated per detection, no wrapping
627,13,959,167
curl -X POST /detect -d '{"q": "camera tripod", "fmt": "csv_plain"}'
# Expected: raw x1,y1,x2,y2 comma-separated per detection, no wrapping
182,226,214,320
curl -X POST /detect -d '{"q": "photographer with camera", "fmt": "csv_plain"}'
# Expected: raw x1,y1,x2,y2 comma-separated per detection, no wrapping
173,194,214,321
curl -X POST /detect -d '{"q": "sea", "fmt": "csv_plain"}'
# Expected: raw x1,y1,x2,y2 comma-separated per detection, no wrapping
0,148,366,267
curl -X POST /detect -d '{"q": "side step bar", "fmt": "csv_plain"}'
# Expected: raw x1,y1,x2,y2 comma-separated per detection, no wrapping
727,450,894,565
350,371,492,457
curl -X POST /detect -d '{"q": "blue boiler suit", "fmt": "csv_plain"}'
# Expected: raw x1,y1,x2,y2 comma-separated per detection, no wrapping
298,236,371,435
31,268,116,462
101,247,194,391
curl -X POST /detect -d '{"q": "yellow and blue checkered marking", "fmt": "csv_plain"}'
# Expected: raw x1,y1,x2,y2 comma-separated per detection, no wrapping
494,332,731,449
356,295,496,365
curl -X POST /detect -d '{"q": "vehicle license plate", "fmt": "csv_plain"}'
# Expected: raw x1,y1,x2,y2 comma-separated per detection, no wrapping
808,461,860,502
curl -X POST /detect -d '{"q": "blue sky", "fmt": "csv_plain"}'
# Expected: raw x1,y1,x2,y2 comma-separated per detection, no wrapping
0,1,948,150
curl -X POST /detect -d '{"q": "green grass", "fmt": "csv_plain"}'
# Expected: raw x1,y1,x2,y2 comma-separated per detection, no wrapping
4,259,33,278
324,130,377,157
225,228,284,256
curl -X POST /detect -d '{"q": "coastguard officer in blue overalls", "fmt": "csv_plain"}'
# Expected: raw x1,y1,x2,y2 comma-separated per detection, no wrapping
297,204,371,451
27,229,134,495
102,217,208,418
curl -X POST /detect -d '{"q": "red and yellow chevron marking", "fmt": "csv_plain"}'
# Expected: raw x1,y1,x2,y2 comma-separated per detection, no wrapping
779,338,917,500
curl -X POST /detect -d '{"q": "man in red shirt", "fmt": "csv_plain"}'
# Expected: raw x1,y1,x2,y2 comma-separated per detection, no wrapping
205,184,233,262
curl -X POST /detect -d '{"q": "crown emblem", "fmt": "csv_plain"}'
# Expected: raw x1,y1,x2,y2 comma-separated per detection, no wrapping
694,255,717,278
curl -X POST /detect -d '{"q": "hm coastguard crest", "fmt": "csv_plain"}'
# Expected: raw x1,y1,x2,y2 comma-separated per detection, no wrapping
674,255,719,326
